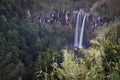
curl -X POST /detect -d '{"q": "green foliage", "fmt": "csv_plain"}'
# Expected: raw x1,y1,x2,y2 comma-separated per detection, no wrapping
34,49,61,80
46,46,105,80
0,0,120,80
0,15,74,80
91,0,120,18
102,22,120,79
0,0,34,19
36,22,120,80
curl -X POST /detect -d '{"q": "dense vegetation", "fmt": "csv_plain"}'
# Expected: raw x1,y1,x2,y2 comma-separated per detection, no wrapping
0,0,120,80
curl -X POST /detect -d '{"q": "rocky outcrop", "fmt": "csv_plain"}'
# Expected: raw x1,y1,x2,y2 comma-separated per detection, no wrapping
0,15,7,22
25,9,32,22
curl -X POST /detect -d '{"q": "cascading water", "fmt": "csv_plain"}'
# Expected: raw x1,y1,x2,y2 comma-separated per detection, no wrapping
74,12,81,47
78,14,87,48
74,9,87,49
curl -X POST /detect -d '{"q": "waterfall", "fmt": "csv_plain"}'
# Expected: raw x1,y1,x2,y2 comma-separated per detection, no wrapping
74,12,81,47
74,9,87,49
78,14,87,48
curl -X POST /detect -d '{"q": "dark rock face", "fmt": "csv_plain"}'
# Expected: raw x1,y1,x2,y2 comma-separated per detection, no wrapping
34,9,111,29
33,8,112,48
34,10,73,26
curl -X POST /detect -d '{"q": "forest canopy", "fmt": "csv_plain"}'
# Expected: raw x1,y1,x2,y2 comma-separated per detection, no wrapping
0,0,120,80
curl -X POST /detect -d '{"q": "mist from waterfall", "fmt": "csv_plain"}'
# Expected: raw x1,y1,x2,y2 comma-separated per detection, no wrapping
74,10,87,49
